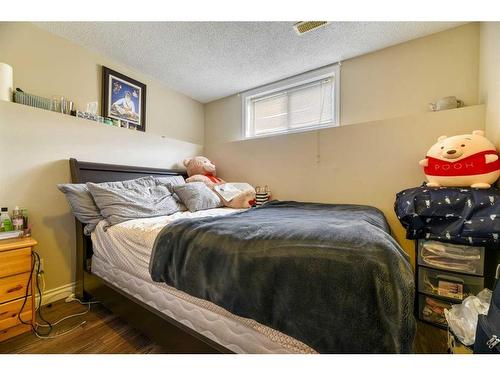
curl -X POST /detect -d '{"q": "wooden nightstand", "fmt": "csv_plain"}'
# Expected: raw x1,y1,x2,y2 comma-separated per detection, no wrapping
0,237,37,342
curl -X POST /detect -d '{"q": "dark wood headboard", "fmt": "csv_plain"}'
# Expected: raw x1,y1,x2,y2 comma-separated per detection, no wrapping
69,158,186,184
69,158,187,299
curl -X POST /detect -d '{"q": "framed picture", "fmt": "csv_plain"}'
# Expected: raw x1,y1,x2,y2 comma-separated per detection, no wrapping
102,66,146,131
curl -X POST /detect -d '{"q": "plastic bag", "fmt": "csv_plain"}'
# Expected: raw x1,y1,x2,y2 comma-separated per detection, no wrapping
444,288,492,346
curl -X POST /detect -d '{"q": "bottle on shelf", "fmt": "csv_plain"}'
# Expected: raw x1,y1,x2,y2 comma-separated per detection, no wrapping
12,206,24,231
0,207,13,232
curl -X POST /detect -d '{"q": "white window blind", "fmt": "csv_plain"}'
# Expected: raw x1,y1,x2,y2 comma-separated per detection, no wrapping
242,65,339,138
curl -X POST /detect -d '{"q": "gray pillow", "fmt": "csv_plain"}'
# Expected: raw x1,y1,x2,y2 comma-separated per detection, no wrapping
87,181,183,227
172,182,222,212
57,183,101,235
58,176,166,233
99,176,157,189
154,176,187,210
155,175,186,186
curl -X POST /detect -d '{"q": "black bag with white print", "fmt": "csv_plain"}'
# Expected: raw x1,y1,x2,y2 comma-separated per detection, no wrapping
474,265,500,354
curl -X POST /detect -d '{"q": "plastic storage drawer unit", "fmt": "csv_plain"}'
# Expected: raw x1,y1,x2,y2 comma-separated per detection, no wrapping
419,294,452,328
418,240,485,276
418,267,484,302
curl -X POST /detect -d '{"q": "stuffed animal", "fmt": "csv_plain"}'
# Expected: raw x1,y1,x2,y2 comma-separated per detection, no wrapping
183,156,256,208
183,156,223,187
419,130,500,189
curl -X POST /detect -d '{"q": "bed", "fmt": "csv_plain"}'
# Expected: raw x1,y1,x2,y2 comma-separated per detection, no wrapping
69,158,415,353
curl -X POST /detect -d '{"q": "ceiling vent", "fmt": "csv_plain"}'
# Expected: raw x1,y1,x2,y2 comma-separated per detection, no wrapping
293,21,329,35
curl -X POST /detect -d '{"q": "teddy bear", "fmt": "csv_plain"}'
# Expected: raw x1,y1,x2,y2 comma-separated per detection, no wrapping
183,156,256,208
419,130,500,189
183,156,223,187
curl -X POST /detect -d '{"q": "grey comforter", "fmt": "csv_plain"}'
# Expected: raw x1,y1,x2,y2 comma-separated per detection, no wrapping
149,201,415,353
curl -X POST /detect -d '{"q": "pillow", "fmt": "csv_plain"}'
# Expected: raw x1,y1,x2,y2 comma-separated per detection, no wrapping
57,183,101,235
155,175,186,187
87,181,183,227
172,182,222,212
155,175,187,211
99,176,157,189
58,176,164,233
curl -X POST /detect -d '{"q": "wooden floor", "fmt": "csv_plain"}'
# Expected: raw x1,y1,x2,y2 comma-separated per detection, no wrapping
0,300,166,354
0,299,447,354
414,320,448,354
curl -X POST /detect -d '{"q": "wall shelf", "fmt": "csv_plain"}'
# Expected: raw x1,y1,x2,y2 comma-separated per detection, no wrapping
8,100,144,134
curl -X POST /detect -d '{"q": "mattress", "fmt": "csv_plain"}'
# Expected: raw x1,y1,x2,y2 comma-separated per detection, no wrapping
91,209,315,354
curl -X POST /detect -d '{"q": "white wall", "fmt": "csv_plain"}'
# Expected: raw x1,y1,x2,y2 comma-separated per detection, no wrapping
479,22,500,156
341,23,479,126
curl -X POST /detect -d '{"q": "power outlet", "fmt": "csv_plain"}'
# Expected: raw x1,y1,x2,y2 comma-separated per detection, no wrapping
39,258,45,273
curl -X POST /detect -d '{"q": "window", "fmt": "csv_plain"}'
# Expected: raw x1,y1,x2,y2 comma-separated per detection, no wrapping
242,64,340,139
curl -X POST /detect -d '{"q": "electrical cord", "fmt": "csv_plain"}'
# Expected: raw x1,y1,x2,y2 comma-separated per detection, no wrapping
35,303,90,328
34,299,101,340
18,251,52,335
18,250,100,339
36,299,100,328
33,252,53,331
34,321,86,339
35,271,45,311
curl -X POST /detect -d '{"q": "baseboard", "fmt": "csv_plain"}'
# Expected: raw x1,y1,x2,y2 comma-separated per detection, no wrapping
35,282,76,306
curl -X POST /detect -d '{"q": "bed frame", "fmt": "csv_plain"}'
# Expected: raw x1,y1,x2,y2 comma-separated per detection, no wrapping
69,158,232,353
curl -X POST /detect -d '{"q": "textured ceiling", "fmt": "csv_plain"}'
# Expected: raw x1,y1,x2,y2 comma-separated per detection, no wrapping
35,22,465,103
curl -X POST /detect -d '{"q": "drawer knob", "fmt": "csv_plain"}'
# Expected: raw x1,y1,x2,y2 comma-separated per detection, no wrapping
7,285,23,293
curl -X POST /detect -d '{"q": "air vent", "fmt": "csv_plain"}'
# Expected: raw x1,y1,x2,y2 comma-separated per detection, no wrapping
294,21,328,35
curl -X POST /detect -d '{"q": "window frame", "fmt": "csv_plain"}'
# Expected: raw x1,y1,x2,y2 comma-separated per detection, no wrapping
241,64,340,139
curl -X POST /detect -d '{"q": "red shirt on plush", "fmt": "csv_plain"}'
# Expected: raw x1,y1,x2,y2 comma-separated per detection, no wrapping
424,150,500,177
204,173,223,183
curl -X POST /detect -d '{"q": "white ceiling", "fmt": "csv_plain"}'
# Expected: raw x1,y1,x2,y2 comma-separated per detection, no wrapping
36,22,465,103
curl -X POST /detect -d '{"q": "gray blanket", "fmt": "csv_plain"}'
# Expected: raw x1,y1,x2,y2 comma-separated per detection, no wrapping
149,201,415,353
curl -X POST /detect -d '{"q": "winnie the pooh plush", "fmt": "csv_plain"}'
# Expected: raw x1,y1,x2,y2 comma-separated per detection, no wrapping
419,130,500,188
183,156,256,208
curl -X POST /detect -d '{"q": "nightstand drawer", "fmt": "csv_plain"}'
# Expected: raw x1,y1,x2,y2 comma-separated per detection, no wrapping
0,247,32,278
0,273,31,304
0,298,32,330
